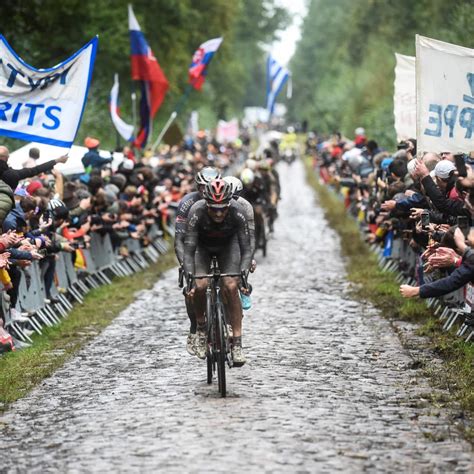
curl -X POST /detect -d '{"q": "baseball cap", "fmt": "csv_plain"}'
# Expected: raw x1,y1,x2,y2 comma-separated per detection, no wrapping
434,160,456,179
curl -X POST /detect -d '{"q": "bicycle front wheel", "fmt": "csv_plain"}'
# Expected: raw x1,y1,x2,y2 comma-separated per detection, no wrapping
216,306,227,398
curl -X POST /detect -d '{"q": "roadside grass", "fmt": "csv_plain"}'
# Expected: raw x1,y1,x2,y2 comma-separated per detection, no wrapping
304,158,474,438
0,250,176,409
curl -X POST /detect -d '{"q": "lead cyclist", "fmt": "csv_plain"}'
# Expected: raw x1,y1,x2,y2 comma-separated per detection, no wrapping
184,179,252,366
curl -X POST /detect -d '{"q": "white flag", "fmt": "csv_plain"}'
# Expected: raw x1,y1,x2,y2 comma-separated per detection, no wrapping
416,35,474,154
0,35,98,148
394,53,416,142
110,74,134,142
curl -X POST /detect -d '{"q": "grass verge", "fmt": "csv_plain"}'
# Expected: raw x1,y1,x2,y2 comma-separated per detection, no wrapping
0,250,176,410
304,158,474,440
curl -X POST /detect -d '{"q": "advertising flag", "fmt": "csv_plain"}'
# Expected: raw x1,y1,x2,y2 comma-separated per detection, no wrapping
110,74,134,142
393,53,416,142
266,55,291,116
416,35,474,154
188,37,223,90
0,35,98,148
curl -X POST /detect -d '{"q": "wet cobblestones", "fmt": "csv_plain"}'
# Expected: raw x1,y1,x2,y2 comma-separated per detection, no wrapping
0,161,473,473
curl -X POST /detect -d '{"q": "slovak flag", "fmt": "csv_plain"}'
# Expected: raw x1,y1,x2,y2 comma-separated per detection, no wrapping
266,54,292,116
129,5,169,147
189,37,223,90
109,74,134,142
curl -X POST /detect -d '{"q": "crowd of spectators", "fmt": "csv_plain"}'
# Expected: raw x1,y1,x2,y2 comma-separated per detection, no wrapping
0,132,247,352
310,129,474,337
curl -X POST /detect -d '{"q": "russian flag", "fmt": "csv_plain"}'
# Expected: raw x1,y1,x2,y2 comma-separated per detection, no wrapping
189,37,223,90
129,5,169,147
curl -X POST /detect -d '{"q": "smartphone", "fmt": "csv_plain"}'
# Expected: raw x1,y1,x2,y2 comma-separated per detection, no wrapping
457,215,469,237
454,153,467,178
421,210,430,230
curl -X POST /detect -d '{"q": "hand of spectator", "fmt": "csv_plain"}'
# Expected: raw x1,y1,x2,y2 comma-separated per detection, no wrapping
91,224,103,232
0,252,10,269
412,160,430,179
0,230,22,248
55,154,69,164
381,200,396,211
409,208,425,220
19,243,35,252
400,285,420,298
39,216,53,231
30,250,43,260
377,177,387,189
250,259,257,273
17,259,31,268
61,242,75,253
427,247,459,269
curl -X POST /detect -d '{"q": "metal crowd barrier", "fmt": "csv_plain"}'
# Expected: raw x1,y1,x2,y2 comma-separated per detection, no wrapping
316,165,474,343
373,234,473,342
2,227,171,345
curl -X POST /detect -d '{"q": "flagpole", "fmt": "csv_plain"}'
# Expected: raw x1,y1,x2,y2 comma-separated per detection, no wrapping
151,84,193,153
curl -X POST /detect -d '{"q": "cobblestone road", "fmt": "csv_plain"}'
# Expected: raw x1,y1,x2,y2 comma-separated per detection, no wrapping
0,161,473,473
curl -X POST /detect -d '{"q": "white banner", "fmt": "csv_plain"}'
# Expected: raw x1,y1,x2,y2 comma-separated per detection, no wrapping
416,35,474,154
0,36,98,148
394,53,416,141
216,119,239,143
110,74,134,142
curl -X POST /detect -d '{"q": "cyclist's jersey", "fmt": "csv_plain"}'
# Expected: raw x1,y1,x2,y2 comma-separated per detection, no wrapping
174,191,200,264
184,199,252,275
241,174,267,206
235,196,255,256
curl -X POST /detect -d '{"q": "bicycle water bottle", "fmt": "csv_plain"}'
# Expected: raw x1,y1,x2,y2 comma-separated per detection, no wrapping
240,291,252,310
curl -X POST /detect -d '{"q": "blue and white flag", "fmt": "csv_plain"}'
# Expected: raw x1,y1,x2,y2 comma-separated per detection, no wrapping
0,35,98,148
110,74,134,142
266,55,291,116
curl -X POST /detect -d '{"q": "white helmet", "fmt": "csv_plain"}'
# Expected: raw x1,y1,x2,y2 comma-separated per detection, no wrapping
245,159,257,171
223,176,243,195
240,168,255,186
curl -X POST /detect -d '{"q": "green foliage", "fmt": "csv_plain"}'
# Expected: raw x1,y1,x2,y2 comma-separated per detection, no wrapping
289,0,474,148
0,0,289,150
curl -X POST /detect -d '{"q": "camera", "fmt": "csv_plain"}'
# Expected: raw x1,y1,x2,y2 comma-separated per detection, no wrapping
454,153,468,178
421,210,430,230
457,215,469,238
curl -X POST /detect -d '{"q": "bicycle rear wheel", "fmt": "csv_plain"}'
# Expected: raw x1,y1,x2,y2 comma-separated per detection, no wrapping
216,306,227,398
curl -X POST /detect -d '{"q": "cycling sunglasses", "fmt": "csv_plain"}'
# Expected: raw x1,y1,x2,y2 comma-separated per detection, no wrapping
207,204,230,212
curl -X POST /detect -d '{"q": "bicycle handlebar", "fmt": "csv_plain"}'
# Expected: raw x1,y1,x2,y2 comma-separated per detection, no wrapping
185,271,249,293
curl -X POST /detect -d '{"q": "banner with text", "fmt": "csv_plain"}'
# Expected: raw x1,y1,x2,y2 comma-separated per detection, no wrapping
216,119,239,143
0,36,98,148
394,53,416,142
416,35,474,154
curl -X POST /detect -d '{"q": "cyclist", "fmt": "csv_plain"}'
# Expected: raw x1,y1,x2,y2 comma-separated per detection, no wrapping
240,168,268,253
223,176,255,260
174,167,221,355
184,179,252,366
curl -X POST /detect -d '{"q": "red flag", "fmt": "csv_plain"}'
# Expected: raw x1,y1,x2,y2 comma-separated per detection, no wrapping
129,5,169,119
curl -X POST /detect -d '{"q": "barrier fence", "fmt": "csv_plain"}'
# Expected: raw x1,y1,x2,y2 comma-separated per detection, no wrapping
313,164,474,343
2,223,171,345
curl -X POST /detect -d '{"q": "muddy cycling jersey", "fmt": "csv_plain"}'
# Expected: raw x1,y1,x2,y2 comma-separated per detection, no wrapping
174,191,201,264
183,199,252,276
235,196,255,256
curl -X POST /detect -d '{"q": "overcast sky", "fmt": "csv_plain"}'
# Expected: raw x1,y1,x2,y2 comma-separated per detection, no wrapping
270,0,307,66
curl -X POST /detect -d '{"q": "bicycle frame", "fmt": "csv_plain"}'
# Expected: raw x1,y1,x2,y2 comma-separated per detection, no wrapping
187,257,248,397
